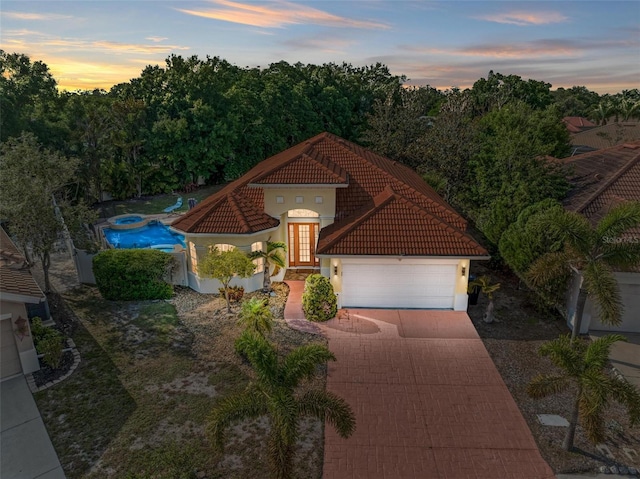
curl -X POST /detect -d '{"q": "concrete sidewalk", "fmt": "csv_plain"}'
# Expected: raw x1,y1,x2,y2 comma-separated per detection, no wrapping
1,375,65,479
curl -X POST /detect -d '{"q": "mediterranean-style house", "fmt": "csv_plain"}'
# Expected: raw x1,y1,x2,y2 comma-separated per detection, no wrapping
0,227,42,379
171,132,489,310
561,141,640,333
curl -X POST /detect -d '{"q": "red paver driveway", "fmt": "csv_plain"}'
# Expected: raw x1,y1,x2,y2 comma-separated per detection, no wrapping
318,308,554,479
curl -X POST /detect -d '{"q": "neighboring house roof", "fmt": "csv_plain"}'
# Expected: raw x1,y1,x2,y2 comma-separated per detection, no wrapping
172,132,487,258
570,122,640,150
0,227,45,303
561,141,640,219
563,116,596,134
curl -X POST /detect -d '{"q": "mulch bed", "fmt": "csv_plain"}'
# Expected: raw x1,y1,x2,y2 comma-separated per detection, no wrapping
31,350,76,388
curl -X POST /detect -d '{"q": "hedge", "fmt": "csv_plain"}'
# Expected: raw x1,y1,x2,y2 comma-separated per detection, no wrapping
302,274,337,322
93,249,174,300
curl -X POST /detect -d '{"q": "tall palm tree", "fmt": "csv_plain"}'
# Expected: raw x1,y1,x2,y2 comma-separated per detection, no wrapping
527,334,640,451
250,241,287,293
208,335,355,479
526,202,640,342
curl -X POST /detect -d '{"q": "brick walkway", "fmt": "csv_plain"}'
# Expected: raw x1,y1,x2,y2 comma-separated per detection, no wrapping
284,282,555,479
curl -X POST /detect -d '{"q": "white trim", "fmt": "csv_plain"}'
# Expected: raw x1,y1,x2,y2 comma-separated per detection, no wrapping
171,224,280,237
0,292,45,304
0,313,12,320
317,254,491,260
248,183,348,189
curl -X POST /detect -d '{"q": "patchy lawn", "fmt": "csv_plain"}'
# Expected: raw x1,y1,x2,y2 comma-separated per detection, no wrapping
468,262,640,474
35,283,326,479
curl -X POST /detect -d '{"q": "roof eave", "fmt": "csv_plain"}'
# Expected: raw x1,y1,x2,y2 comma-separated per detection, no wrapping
0,291,46,304
248,183,349,189
170,224,281,238
316,254,491,260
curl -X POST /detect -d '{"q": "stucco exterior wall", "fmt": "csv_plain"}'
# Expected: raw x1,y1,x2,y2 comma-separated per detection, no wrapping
262,187,337,219
0,300,40,375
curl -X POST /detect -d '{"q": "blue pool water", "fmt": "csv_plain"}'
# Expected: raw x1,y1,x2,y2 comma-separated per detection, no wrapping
114,215,144,225
103,221,185,250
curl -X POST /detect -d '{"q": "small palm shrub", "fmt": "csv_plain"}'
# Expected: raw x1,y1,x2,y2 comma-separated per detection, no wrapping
302,274,337,322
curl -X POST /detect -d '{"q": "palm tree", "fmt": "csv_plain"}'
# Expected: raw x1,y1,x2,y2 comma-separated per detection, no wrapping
237,297,273,338
208,335,355,479
526,202,640,342
591,101,614,125
527,334,640,451
250,241,287,293
468,275,501,323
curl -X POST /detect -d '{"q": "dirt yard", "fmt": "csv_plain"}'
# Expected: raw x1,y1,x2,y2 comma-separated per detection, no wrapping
468,262,640,475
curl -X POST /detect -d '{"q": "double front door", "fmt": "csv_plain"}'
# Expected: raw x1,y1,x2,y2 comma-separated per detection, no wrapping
288,223,319,267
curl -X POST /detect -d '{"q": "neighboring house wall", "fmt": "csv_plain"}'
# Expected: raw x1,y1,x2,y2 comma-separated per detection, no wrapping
583,273,640,334
0,301,40,378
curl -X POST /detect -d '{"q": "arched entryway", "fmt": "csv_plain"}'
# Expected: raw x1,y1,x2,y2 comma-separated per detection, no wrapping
286,209,320,268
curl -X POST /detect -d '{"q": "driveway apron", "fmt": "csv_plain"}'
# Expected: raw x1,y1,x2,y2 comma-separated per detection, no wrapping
318,308,555,479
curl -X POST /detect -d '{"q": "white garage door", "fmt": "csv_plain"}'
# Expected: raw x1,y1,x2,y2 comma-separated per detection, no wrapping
1,319,22,378
341,263,457,309
590,282,640,333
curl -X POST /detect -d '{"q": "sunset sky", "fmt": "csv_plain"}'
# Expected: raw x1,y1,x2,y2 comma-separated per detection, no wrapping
2,0,639,94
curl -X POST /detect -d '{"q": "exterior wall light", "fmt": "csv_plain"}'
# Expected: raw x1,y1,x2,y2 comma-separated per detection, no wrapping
334,265,338,275
461,266,466,277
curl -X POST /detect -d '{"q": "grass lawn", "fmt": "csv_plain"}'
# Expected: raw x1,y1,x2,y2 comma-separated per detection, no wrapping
35,284,326,479
96,183,226,218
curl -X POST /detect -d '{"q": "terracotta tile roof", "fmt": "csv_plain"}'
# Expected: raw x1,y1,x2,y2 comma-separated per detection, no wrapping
570,122,640,150
172,132,485,257
563,116,596,134
250,150,349,185
171,188,279,234
561,141,640,217
559,142,640,272
317,187,488,257
0,228,45,301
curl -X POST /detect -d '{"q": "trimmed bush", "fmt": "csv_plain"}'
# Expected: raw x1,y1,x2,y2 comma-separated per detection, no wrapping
31,317,64,369
302,274,337,322
93,249,174,300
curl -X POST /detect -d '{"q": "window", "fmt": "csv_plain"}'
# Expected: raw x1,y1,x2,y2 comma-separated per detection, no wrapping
189,242,198,273
213,243,236,252
287,209,319,218
315,196,323,204
251,241,264,273
295,196,304,204
276,196,284,204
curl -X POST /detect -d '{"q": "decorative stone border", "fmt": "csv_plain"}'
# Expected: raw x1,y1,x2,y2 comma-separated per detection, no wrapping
26,338,81,393
106,214,150,230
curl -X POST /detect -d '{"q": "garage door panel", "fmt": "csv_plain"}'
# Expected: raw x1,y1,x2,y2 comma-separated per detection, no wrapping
342,263,456,309
1,319,22,378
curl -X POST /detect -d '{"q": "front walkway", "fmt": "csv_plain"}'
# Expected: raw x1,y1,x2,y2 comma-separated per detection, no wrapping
284,281,554,479
1,375,65,479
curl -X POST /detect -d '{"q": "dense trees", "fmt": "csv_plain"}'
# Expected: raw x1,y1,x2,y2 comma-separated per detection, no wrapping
1,52,636,252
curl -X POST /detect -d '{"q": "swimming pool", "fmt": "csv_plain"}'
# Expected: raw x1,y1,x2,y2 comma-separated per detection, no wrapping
103,221,185,250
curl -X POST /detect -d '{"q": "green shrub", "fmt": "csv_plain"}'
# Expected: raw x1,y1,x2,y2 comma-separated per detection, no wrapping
302,274,337,322
93,249,174,300
31,317,64,369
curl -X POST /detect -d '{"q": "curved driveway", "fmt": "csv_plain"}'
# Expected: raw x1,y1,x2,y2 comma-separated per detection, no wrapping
317,309,555,479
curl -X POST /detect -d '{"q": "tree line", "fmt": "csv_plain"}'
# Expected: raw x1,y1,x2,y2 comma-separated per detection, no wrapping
3,50,640,259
